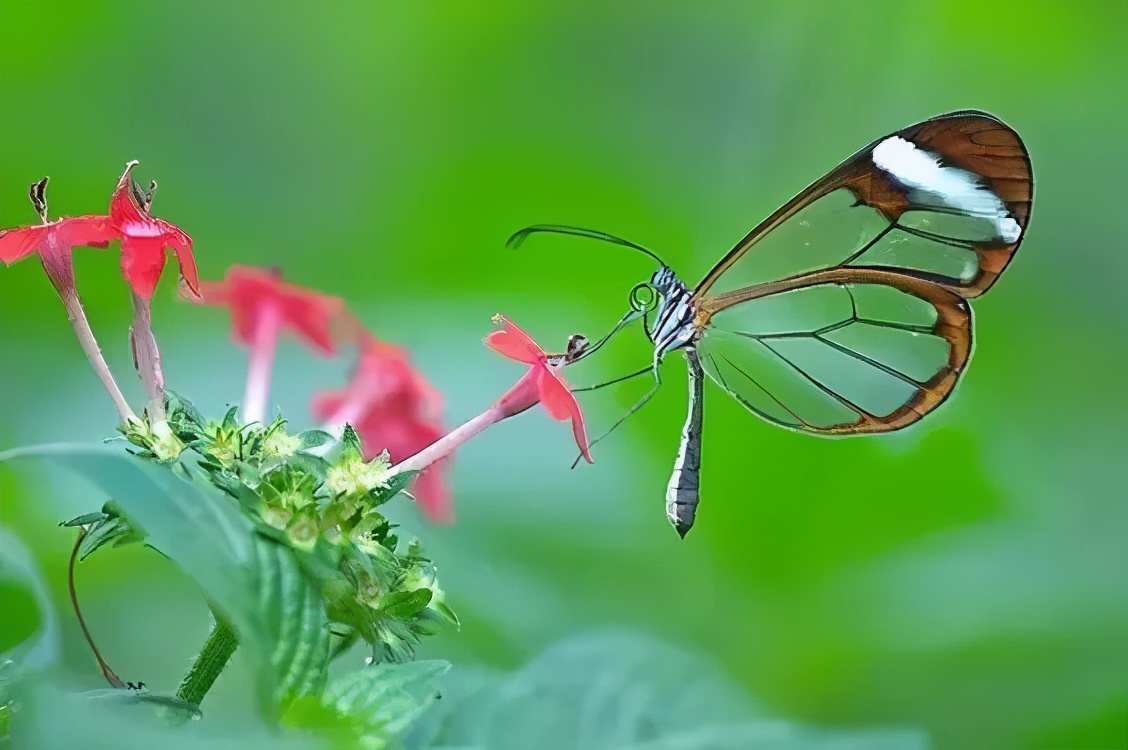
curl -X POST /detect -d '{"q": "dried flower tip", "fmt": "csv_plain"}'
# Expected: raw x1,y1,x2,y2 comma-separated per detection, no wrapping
130,179,158,214
29,177,49,222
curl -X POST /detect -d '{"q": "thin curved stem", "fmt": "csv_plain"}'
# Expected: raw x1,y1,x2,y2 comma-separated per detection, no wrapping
69,527,127,688
61,294,136,424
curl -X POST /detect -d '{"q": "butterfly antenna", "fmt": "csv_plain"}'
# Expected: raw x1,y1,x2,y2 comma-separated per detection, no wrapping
507,224,668,267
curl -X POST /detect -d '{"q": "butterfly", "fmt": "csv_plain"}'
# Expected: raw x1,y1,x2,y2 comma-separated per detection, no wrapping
511,110,1032,537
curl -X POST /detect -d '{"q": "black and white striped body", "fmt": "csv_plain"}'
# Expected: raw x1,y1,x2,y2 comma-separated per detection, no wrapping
666,348,704,537
645,267,705,536
647,266,697,361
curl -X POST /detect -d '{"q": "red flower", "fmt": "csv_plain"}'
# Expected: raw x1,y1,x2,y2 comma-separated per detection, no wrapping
485,315,592,464
109,161,200,300
201,265,351,425
199,265,348,355
311,338,450,523
0,178,116,297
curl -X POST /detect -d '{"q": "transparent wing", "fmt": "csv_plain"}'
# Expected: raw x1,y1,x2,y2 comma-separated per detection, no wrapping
690,111,1029,435
693,111,1032,301
696,274,971,434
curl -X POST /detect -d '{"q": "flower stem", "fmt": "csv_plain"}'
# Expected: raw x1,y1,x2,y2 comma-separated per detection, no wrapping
61,293,137,424
393,405,504,475
129,293,166,420
242,301,282,425
176,615,239,708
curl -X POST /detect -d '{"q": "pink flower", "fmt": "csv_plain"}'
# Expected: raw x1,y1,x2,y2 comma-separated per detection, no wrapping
0,177,135,421
388,315,592,521
199,265,347,355
109,161,200,301
200,265,350,425
312,337,450,522
0,178,116,297
485,316,592,463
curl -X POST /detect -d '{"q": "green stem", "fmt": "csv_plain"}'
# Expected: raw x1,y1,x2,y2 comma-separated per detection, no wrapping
176,616,239,707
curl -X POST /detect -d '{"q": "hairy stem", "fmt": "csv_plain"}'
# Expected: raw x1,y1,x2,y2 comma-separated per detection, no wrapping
393,405,505,475
61,293,137,424
129,293,166,420
392,367,542,476
242,301,282,425
176,616,239,707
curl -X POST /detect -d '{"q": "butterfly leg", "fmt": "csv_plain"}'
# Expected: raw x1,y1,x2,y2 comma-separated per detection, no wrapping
569,363,663,468
571,365,652,393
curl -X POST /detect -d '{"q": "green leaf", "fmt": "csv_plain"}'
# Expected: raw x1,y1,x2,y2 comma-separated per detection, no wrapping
431,599,460,628
284,452,332,482
341,424,363,456
220,405,240,431
206,469,262,514
165,389,206,430
84,688,203,721
371,470,417,506
11,675,330,750
67,503,143,561
321,660,449,742
374,589,432,620
297,429,335,450
0,529,60,671
61,512,106,527
252,535,332,712
407,631,929,750
0,445,323,717
0,659,14,742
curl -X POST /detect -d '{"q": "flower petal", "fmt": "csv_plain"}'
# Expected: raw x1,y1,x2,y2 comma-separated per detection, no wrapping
162,222,201,299
120,236,168,300
52,215,117,249
492,367,543,418
109,161,145,226
484,317,545,364
570,411,594,464
537,366,593,463
207,266,345,355
0,225,46,265
537,367,573,421
36,232,77,295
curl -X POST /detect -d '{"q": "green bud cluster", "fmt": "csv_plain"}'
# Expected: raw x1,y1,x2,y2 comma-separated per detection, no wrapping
112,393,458,663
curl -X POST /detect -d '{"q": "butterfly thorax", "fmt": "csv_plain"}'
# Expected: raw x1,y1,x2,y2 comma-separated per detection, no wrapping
647,267,697,360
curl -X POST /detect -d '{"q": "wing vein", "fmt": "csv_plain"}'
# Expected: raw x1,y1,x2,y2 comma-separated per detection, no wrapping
756,339,872,421
711,350,813,428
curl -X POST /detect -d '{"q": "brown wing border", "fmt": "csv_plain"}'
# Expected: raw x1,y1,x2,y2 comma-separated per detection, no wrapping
693,110,1033,301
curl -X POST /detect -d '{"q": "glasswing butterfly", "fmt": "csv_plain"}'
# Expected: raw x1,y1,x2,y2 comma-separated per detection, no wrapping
511,110,1032,537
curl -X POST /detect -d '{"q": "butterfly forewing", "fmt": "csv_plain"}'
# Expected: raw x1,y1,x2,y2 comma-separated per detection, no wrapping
694,111,1032,302
688,111,1026,435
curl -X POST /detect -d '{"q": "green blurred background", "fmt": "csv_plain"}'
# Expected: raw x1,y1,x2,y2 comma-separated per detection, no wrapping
1,2,1126,749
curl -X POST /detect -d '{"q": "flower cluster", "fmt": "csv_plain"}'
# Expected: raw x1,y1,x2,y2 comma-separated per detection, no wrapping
1,163,598,707
198,265,455,521
121,394,457,662
0,162,198,422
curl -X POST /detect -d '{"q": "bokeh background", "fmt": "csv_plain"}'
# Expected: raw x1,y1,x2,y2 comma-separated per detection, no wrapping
1,2,1126,749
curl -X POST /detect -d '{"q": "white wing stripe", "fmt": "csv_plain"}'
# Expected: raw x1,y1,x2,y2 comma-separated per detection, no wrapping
872,136,1021,244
